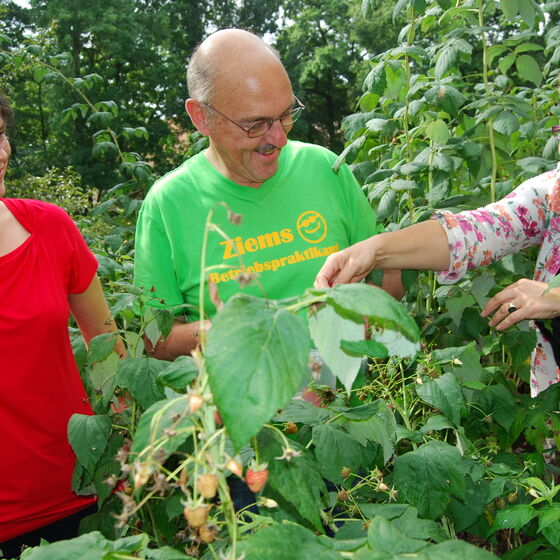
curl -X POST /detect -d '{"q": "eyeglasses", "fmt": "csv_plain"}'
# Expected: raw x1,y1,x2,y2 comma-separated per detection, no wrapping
552,125,560,140
201,96,305,138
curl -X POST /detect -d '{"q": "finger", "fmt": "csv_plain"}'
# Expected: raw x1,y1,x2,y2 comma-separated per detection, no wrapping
314,257,341,288
486,301,512,327
481,289,512,317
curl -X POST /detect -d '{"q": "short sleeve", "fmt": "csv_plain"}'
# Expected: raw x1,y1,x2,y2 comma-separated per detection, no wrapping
339,163,379,243
134,199,184,310
53,206,98,294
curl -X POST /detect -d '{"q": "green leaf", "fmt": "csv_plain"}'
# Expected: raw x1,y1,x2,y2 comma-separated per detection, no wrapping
308,304,364,393
130,396,194,459
425,85,465,115
419,414,456,433
498,52,517,74
493,111,519,136
447,478,489,533
394,441,467,519
425,120,450,145
206,294,311,450
257,430,326,531
92,141,118,158
333,136,366,170
343,400,397,463
363,62,387,95
313,424,368,483
377,189,397,221
238,522,342,560
68,414,112,476
416,540,500,560
116,357,166,410
367,516,429,555
158,356,199,392
274,399,333,425
492,504,536,532
340,339,388,359
538,505,560,532
518,0,537,28
87,332,118,363
435,44,458,78
486,384,516,431
326,283,420,343
416,373,463,426
516,54,542,86
500,0,520,19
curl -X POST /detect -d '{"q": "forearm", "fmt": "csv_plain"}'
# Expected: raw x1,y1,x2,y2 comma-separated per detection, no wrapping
373,220,450,271
148,319,209,360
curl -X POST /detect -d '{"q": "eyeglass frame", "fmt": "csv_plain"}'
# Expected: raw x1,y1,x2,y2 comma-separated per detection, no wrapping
200,96,305,138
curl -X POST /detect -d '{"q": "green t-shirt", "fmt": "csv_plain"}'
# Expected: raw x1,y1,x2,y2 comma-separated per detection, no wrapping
134,140,379,320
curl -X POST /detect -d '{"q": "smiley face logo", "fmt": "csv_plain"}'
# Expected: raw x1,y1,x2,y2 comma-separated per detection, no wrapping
296,211,327,243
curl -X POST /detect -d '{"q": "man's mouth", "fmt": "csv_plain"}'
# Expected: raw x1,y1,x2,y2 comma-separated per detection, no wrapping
256,144,277,156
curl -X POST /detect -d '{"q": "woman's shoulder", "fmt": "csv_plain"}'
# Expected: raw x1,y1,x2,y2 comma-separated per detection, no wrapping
2,198,76,231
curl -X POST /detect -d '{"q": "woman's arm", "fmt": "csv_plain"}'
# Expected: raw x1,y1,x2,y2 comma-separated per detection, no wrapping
315,220,450,288
68,274,126,356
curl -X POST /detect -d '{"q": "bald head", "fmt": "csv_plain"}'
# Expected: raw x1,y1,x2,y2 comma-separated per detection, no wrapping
187,29,290,105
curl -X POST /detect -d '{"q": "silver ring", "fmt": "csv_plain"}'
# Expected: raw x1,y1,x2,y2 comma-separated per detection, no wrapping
507,303,517,313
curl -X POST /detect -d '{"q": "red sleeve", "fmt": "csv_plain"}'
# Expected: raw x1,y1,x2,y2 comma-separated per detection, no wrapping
40,203,99,294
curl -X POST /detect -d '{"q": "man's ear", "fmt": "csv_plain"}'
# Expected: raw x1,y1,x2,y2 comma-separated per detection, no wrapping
186,98,210,136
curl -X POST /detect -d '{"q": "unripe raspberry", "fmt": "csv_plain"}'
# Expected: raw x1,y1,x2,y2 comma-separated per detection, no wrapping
196,473,219,499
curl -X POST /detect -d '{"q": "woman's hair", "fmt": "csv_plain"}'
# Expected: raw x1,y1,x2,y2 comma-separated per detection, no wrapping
0,92,14,130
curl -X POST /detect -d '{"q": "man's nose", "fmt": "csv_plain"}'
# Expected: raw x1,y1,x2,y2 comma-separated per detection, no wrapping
265,119,289,147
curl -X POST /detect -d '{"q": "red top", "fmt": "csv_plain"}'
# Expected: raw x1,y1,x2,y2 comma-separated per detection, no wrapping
0,199,98,542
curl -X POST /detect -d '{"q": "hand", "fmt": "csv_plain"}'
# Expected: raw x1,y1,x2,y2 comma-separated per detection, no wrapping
314,237,379,288
481,278,560,330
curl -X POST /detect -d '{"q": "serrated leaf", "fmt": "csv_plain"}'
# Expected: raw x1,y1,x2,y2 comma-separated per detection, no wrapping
367,516,429,555
206,294,311,450
500,0,520,19
377,189,397,221
68,414,112,476
492,504,536,532
87,332,118,363
130,396,194,459
308,304,364,393
364,62,387,95
340,339,388,359
435,44,458,78
313,424,368,483
238,522,342,560
326,283,420,343
416,540,499,560
116,358,166,409
516,54,542,86
498,52,517,74
518,0,537,28
394,441,467,519
333,135,366,171
274,399,333,425
420,414,456,433
537,505,560,532
344,400,397,463
493,111,519,136
425,120,450,145
257,430,326,531
416,373,463,426
158,356,199,392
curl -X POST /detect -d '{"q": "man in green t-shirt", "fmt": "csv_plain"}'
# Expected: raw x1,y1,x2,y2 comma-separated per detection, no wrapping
134,28,403,359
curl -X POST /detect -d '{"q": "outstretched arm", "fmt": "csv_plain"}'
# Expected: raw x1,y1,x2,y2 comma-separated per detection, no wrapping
315,220,451,288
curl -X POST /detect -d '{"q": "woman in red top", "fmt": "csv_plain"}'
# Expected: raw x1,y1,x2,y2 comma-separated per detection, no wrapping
0,94,120,557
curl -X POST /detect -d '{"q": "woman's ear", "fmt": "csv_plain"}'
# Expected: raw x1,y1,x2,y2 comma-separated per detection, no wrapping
185,98,210,136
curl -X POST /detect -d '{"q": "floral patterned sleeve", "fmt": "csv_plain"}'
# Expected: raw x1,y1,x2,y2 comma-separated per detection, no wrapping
431,170,554,285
